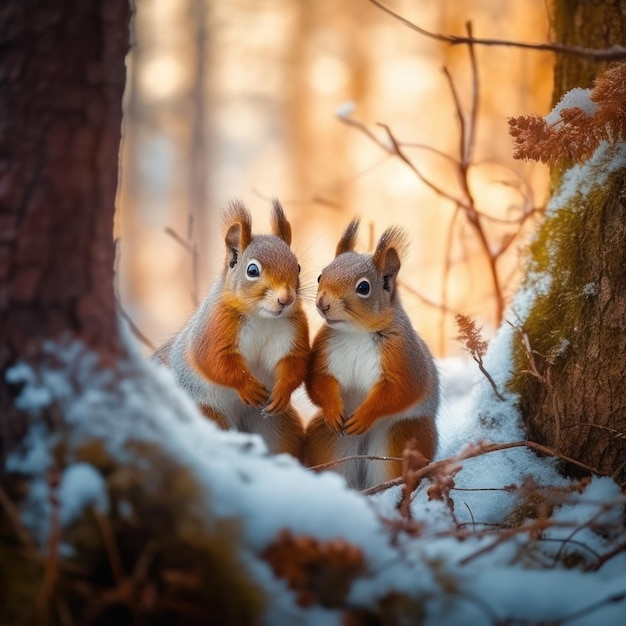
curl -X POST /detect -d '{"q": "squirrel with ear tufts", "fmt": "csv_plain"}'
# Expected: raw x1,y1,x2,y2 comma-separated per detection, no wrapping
304,219,439,489
154,200,310,459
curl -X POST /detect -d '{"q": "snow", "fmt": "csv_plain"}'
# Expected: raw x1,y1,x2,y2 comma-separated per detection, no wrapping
336,100,356,119
59,463,109,526
548,140,626,216
5,328,625,624
545,86,597,128
6,128,626,624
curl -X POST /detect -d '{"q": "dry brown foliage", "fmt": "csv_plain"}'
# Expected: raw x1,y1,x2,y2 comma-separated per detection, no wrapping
509,62,626,164
262,530,366,608
398,438,429,520
455,313,504,401
455,313,488,359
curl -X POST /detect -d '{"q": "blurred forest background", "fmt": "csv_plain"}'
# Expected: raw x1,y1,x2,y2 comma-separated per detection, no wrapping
115,0,554,357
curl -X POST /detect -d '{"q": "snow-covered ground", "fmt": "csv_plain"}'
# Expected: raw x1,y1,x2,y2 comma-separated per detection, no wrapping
6,86,626,624
6,322,626,625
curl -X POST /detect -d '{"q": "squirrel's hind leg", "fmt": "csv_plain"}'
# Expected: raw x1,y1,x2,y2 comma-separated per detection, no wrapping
385,416,437,482
198,404,231,430
252,405,305,460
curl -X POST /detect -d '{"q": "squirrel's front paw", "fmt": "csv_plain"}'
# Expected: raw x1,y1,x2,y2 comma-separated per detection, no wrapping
343,410,374,436
239,377,270,407
323,409,345,434
264,391,290,416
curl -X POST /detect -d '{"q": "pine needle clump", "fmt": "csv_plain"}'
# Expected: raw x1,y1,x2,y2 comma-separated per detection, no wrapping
509,61,626,164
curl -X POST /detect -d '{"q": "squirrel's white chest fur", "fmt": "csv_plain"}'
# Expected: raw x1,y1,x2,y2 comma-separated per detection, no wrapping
238,315,296,386
325,329,381,415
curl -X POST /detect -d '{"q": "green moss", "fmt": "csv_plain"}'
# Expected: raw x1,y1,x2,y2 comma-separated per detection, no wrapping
509,164,625,402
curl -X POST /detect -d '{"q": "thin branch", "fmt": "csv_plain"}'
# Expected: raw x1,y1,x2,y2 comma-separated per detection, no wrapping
459,518,553,565
118,305,157,352
361,440,601,496
338,115,474,211
309,454,403,472
93,510,126,586
164,225,199,307
164,226,194,253
368,0,626,61
398,279,456,314
588,539,626,572
473,355,505,401
465,22,479,168
0,483,36,548
378,122,471,209
36,470,62,625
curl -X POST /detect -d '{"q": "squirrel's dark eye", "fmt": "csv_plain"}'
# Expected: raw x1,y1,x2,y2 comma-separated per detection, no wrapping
298,264,301,274
246,262,261,279
356,279,370,297
317,274,321,283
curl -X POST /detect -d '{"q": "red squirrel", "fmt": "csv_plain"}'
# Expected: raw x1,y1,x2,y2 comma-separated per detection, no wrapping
303,219,439,489
154,200,310,459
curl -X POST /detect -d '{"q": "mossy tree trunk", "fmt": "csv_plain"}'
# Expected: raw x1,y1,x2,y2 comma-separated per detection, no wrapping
0,1,130,462
512,1,626,485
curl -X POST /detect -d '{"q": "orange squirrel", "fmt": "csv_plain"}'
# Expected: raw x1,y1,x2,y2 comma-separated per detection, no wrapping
304,219,439,489
154,200,310,459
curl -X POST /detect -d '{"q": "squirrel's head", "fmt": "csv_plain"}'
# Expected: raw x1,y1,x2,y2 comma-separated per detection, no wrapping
316,219,407,332
222,199,301,318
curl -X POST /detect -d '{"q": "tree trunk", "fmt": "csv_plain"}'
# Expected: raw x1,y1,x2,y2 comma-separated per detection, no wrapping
511,1,626,484
551,0,626,104
0,1,130,461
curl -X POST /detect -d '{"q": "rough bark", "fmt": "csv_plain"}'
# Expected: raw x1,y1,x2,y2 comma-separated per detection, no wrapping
512,1,626,484
551,0,626,106
512,167,626,483
0,1,130,460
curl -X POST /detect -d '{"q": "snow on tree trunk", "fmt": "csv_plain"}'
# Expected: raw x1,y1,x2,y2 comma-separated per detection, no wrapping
508,1,626,484
0,1,129,460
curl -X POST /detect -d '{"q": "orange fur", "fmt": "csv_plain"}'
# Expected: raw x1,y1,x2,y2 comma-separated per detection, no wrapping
188,300,269,406
304,219,439,489
153,200,309,459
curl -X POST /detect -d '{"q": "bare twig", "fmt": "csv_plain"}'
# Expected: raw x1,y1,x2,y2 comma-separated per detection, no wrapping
309,454,403,472
36,470,62,625
368,0,626,61
93,510,126,586
459,517,554,565
0,483,36,548
551,503,613,567
398,279,456,314
164,225,199,307
588,539,626,572
361,440,601,497
164,226,194,253
118,305,157,351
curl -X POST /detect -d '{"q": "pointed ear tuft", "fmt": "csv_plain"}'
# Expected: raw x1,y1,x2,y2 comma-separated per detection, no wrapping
270,199,292,245
335,219,360,256
372,226,408,291
223,200,253,263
